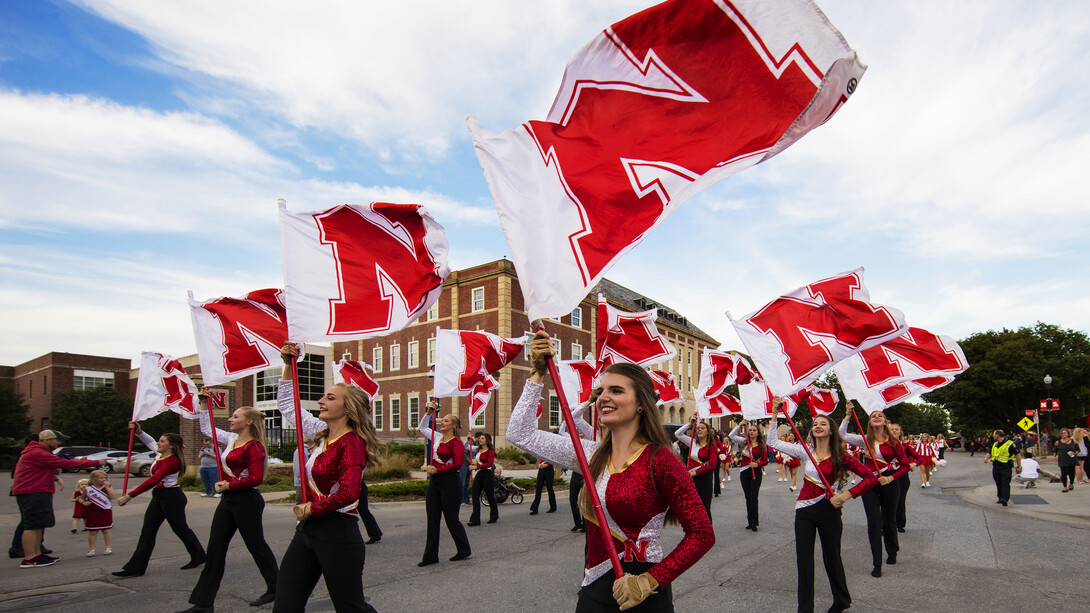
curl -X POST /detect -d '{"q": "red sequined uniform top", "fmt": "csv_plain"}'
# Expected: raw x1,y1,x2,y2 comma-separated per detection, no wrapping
839,420,910,480
305,433,367,517
475,449,495,471
417,416,464,475
507,380,715,588
673,422,717,475
728,425,769,469
224,441,266,491
767,422,879,509
902,443,922,465
129,455,182,497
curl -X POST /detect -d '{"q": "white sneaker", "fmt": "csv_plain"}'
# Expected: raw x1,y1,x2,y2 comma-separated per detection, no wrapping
86,551,95,557
790,486,797,492
727,476,731,481
213,493,221,498
926,482,931,487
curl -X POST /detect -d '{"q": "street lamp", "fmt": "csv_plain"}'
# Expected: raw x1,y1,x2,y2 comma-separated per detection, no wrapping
1044,374,1053,452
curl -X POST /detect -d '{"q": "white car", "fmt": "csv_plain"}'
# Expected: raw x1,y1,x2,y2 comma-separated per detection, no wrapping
72,450,132,473
108,451,159,476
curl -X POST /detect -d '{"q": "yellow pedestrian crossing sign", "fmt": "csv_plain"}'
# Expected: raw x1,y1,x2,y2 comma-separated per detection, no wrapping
1017,417,1035,431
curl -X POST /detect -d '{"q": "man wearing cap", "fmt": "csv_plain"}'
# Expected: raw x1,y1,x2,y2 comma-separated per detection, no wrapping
12,430,106,568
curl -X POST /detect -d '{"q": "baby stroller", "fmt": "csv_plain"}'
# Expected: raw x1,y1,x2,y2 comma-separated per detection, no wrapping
483,474,525,505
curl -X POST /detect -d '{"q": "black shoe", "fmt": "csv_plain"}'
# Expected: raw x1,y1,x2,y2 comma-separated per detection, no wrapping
466,521,481,527
1000,500,1008,507
529,510,538,515
8,547,24,559
897,527,906,533
871,567,882,578
112,569,144,577
828,603,850,613
578,526,586,533
180,559,205,570
450,552,471,561
40,553,59,561
571,525,582,532
365,536,381,544
886,553,897,565
72,529,78,534
751,526,758,532
175,606,213,613
546,508,557,513
249,591,276,606
418,559,438,567
486,519,497,524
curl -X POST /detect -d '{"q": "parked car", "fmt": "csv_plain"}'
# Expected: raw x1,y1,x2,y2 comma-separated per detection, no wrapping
108,451,158,476
72,450,132,473
54,446,112,472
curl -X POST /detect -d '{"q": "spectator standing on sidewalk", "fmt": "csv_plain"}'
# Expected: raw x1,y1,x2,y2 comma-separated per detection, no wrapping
1054,429,1080,492
985,430,1021,506
12,430,105,568
197,439,218,498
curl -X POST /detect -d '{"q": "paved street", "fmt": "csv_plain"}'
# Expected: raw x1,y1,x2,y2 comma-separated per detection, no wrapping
2,451,1087,612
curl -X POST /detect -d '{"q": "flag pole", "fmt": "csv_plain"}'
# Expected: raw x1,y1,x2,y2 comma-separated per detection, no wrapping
289,356,309,505
534,324,624,580
849,404,882,474
203,393,226,482
778,408,835,497
122,425,135,496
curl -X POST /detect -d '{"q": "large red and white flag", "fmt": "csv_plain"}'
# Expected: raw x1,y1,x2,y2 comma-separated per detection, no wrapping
469,0,865,321
332,359,380,399
596,296,677,374
730,268,907,397
694,349,753,418
781,385,840,419
739,377,777,421
132,352,200,422
466,377,500,425
279,200,450,342
834,327,968,413
649,370,681,404
432,329,527,419
189,289,290,386
555,359,598,410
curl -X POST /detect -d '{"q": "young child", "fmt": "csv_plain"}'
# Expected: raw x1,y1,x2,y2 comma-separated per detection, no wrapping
80,470,114,556
71,479,89,533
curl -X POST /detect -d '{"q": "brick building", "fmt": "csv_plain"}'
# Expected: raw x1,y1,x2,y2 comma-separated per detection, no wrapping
6,352,133,435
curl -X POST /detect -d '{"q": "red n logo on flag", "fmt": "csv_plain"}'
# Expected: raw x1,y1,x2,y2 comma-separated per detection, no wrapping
200,289,288,377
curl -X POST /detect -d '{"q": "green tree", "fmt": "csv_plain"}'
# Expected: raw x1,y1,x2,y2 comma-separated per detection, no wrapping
882,402,949,435
0,383,31,442
51,387,180,449
923,323,1090,436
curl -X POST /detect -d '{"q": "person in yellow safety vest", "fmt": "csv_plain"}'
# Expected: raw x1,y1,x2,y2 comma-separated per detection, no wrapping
984,429,1022,506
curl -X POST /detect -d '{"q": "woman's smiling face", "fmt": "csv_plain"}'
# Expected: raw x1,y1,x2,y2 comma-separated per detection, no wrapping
595,372,640,429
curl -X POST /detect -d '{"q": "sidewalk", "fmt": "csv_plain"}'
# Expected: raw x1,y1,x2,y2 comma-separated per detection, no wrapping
954,454,1090,527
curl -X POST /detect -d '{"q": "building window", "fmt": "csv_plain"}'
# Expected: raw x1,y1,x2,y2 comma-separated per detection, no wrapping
262,409,282,431
571,307,582,328
41,417,50,430
473,408,485,428
427,337,437,366
390,397,401,430
372,346,383,373
409,396,420,428
256,368,279,402
372,399,383,431
43,375,47,395
390,344,401,371
73,370,114,391
571,342,583,361
408,341,419,369
549,394,560,429
427,301,439,322
472,287,485,312
298,353,326,401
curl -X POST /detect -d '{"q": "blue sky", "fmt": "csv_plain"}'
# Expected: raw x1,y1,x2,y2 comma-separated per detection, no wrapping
2,0,1088,367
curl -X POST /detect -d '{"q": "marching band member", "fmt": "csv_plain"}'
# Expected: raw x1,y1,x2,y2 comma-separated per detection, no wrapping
719,432,732,484
673,414,717,520
507,332,713,611
418,400,472,566
113,424,205,577
769,400,878,613
838,403,909,577
917,433,937,488
729,420,769,532
783,432,802,492
177,400,278,612
890,424,918,533
274,343,382,613
467,432,499,526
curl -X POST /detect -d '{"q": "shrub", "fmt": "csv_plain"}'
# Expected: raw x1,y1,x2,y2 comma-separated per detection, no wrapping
385,443,426,465
369,480,428,499
496,447,536,464
178,472,202,491
510,477,566,490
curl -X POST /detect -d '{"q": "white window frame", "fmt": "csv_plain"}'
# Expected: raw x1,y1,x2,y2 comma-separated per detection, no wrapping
427,337,437,366
408,396,420,428
572,342,583,361
473,407,486,428
426,301,439,321
471,287,485,312
571,307,582,328
549,394,561,429
407,340,419,369
372,346,383,373
372,398,383,431
389,343,400,371
390,397,401,430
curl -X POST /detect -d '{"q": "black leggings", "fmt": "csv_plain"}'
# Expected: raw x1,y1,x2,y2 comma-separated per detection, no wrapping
569,472,585,529
469,469,498,524
358,480,382,541
122,487,205,573
575,561,674,612
531,465,556,512
740,467,762,528
189,488,278,606
1060,465,1077,488
860,477,899,568
273,512,374,613
692,471,713,521
895,474,910,531
422,472,471,563
795,499,850,613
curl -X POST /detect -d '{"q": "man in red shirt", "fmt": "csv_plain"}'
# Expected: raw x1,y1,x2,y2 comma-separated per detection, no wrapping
12,430,105,568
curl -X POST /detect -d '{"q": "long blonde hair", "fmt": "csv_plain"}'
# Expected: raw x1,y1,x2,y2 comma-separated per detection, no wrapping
313,384,386,468
237,406,269,475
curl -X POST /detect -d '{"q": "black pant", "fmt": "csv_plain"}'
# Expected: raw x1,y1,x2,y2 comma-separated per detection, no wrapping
469,469,498,524
575,561,674,612
1059,464,1076,488
358,480,382,540
531,465,556,512
189,489,277,606
713,455,722,496
693,471,713,522
569,472,586,529
895,474,910,530
273,512,374,613
740,467,762,528
860,477,899,568
992,461,1012,502
422,472,471,563
795,499,850,613
122,487,205,573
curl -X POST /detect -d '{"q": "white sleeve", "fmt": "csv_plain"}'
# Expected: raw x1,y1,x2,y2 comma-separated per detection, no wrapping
559,401,596,439
417,413,435,440
765,422,806,460
506,379,598,472
198,409,236,447
135,430,157,451
728,424,746,446
674,421,693,447
839,418,865,448
276,379,324,442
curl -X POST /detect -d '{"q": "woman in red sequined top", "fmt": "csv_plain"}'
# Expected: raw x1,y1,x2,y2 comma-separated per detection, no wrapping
728,420,769,532
768,401,878,613
273,343,384,613
418,400,472,566
507,333,714,611
177,403,279,612
673,415,717,519
467,432,498,526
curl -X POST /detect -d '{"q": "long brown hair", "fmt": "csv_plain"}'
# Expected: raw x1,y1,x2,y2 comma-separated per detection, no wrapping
237,406,269,475
578,363,677,523
865,417,899,454
313,384,387,468
162,433,187,472
807,415,849,489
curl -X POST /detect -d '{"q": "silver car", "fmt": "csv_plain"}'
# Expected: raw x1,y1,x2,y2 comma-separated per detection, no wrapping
72,450,132,473
108,451,159,476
